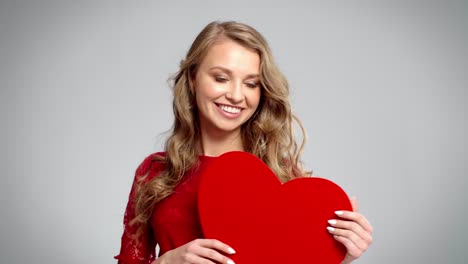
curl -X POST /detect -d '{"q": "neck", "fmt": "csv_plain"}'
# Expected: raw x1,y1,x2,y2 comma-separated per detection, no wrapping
200,126,244,157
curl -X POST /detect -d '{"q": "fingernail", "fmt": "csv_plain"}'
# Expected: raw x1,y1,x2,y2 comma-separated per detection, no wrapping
227,260,235,264
328,219,337,225
335,211,344,216
327,226,335,233
227,247,236,254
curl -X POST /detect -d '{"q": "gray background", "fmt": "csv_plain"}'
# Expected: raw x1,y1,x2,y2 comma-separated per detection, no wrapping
1,0,467,263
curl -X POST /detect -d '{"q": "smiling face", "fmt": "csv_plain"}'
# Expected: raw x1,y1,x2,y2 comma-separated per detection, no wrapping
193,39,261,139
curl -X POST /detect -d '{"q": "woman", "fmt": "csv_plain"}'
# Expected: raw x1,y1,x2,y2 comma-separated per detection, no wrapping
116,21,373,264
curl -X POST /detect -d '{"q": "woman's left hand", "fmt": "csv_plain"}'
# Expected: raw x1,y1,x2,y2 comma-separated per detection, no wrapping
327,197,373,264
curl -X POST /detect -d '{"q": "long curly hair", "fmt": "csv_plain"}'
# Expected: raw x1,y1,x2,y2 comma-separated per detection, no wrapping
131,21,309,239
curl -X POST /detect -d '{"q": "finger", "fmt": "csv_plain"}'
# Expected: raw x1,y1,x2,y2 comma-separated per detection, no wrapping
350,196,358,212
196,247,235,264
192,239,236,264
333,234,363,259
328,219,373,244
198,239,236,255
327,226,368,251
327,219,372,248
335,211,373,233
184,253,218,264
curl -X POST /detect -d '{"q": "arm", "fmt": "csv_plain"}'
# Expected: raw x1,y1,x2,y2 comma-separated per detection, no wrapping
116,153,236,264
115,154,162,264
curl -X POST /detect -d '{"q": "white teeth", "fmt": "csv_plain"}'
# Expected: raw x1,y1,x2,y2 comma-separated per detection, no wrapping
219,105,241,114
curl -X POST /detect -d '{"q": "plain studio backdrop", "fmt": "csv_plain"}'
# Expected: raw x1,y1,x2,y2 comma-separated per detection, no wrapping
1,0,467,263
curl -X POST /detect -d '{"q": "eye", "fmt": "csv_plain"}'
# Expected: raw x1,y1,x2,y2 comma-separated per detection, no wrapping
215,76,229,83
245,81,260,89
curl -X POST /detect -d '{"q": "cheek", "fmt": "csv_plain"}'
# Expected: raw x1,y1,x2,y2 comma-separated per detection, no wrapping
249,89,262,108
195,79,220,99
195,93,203,109
194,83,221,113
193,81,209,108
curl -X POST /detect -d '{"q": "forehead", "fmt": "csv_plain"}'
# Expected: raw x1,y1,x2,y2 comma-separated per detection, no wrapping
199,39,260,75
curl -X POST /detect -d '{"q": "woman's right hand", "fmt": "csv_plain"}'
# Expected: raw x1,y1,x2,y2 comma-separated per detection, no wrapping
153,239,236,264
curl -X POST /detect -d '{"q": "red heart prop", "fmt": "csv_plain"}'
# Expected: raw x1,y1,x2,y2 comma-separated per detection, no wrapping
198,151,352,264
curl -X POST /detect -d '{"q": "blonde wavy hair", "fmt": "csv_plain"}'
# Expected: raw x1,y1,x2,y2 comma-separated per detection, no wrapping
131,21,309,238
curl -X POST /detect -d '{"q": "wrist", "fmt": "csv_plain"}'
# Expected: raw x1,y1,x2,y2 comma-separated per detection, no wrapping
341,255,355,264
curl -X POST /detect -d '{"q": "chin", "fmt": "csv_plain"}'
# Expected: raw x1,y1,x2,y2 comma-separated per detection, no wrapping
213,122,243,133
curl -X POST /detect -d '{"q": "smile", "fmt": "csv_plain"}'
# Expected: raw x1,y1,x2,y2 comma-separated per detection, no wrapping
217,104,242,114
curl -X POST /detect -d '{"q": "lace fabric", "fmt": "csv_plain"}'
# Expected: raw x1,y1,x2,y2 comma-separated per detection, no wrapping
115,153,213,263
115,153,164,264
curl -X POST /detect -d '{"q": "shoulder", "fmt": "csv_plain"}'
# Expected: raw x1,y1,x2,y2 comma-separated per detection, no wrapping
135,152,167,182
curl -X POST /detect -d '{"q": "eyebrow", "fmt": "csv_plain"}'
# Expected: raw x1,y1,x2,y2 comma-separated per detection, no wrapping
209,66,260,79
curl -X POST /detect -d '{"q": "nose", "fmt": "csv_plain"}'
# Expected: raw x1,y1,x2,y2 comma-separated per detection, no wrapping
226,80,243,103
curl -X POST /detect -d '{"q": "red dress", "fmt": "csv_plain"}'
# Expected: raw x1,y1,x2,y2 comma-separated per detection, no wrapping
115,152,216,264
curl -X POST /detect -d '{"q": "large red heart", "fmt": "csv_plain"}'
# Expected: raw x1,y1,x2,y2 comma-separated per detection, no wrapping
198,151,352,263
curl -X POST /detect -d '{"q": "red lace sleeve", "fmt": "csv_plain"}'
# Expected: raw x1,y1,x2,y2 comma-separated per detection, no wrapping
115,153,166,264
